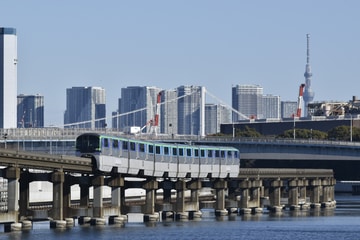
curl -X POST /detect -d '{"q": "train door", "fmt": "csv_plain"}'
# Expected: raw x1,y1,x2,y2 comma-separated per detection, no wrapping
199,147,210,178
153,144,164,177
164,145,177,178
177,147,187,178
219,149,228,178
143,142,154,176
101,137,111,156
112,139,120,157
192,147,200,178
210,148,220,178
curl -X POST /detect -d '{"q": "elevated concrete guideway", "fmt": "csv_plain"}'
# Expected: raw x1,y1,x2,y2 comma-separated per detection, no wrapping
0,140,336,231
0,149,92,173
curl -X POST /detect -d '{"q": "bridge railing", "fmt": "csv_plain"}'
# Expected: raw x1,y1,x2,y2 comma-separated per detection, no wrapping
0,128,359,148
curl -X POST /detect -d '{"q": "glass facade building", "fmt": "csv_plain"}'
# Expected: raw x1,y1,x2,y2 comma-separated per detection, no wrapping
64,86,106,128
17,94,44,128
205,104,231,135
232,84,263,121
177,85,205,136
160,89,178,135
262,94,280,119
118,86,162,132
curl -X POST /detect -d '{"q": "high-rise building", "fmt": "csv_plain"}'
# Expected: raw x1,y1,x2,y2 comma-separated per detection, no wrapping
177,85,205,136
262,94,280,119
64,87,106,128
118,86,162,132
160,89,178,135
205,104,231,135
0,27,17,128
17,94,44,128
281,101,298,119
232,84,263,121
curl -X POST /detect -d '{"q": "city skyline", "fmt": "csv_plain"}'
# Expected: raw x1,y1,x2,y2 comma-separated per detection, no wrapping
1,1,360,126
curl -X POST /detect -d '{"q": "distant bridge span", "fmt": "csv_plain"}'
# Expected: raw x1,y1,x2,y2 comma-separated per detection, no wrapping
188,138,360,180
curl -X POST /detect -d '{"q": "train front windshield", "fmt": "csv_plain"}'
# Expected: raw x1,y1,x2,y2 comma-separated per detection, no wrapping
76,134,100,153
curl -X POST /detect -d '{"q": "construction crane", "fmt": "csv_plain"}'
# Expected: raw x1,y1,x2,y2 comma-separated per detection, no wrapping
296,84,306,117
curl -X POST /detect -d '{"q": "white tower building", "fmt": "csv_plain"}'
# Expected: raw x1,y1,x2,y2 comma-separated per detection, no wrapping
0,27,17,128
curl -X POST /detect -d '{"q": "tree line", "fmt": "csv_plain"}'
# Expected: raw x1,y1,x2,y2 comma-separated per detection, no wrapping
213,125,360,142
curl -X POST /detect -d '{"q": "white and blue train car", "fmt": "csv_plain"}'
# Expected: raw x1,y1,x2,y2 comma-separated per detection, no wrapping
75,133,240,179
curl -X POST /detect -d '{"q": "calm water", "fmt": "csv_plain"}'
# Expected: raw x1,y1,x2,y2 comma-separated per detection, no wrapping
1,195,359,240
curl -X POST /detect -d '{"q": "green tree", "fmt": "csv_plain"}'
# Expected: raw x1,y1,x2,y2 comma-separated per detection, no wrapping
328,125,360,141
235,126,262,137
278,128,327,140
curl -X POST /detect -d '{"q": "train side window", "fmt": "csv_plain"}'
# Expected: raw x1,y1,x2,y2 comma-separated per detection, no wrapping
139,143,145,152
208,150,213,158
164,146,169,155
201,149,205,157
172,148,177,156
122,141,128,150
215,150,220,157
179,148,184,156
103,138,109,147
149,145,154,154
130,142,136,151
113,139,119,148
221,151,225,158
227,151,232,157
194,149,199,157
187,148,192,157
234,151,238,158
156,145,161,154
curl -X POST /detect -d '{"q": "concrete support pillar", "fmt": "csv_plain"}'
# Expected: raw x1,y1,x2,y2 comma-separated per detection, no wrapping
92,175,105,220
175,180,188,220
120,187,127,214
239,179,251,213
214,179,228,216
108,176,124,215
321,178,336,208
51,171,64,220
160,180,174,220
309,179,322,209
187,180,201,210
240,188,250,209
50,171,66,228
5,167,20,221
187,180,202,219
226,180,239,214
250,180,262,208
79,175,90,208
19,171,30,219
288,179,299,210
143,179,159,222
298,179,307,201
163,186,172,204
63,179,71,218
269,179,283,212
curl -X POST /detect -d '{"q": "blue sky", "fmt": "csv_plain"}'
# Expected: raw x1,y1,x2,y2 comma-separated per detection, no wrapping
1,1,360,126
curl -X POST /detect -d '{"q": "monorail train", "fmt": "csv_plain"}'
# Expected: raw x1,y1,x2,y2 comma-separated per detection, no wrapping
75,133,240,178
